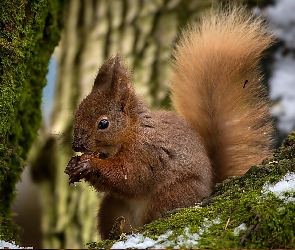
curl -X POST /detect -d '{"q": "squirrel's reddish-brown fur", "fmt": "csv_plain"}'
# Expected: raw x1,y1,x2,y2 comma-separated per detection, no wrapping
170,6,274,183
65,6,274,240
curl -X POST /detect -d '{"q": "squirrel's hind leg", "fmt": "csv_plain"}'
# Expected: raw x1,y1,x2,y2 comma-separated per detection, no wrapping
98,193,147,240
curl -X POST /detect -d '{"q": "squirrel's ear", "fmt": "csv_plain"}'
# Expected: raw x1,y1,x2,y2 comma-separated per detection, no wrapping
93,54,131,92
93,54,134,110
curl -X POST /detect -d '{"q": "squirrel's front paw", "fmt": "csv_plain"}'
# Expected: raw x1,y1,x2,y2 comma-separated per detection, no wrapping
65,155,94,184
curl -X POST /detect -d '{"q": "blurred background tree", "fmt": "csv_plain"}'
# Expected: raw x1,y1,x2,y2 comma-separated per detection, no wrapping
6,0,295,248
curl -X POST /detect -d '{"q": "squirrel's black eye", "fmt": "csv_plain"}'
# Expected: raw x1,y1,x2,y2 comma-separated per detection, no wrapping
98,119,109,130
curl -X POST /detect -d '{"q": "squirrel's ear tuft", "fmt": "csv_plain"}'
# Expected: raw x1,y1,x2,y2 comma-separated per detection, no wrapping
93,54,135,112
93,53,131,92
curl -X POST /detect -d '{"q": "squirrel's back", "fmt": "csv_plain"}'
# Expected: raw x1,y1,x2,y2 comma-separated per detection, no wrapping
170,6,274,183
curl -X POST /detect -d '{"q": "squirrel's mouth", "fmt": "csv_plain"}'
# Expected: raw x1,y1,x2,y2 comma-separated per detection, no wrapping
72,148,111,159
72,140,120,159
93,150,108,159
83,145,121,160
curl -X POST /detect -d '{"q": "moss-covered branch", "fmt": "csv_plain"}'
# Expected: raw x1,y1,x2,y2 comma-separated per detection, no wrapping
90,131,295,249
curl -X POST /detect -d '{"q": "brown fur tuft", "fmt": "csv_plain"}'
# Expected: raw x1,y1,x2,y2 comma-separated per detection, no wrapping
170,6,274,183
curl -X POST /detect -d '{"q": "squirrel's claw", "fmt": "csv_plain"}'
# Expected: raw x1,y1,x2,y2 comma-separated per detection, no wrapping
65,156,93,184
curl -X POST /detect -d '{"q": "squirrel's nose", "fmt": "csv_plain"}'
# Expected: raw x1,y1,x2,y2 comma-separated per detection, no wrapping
72,138,88,153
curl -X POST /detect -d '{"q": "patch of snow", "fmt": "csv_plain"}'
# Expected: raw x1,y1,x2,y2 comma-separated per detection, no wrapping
259,0,295,135
111,231,173,249
173,228,201,249
0,240,33,249
111,217,221,249
233,223,247,236
170,218,221,249
268,50,295,134
262,172,295,203
262,0,295,49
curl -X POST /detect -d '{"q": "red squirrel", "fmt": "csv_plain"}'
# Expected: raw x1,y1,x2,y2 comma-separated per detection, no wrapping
65,6,274,239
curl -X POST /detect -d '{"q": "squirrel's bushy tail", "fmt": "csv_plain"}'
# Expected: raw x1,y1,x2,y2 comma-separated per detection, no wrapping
170,6,274,183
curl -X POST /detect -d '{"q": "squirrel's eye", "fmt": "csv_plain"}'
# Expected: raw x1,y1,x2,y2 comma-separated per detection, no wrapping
98,119,109,130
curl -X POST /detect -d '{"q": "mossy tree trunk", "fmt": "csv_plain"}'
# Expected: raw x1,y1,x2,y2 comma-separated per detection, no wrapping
28,0,267,248
0,0,64,242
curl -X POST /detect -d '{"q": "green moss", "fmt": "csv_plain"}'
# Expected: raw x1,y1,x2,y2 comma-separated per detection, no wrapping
0,0,64,241
91,132,295,249
0,214,19,242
